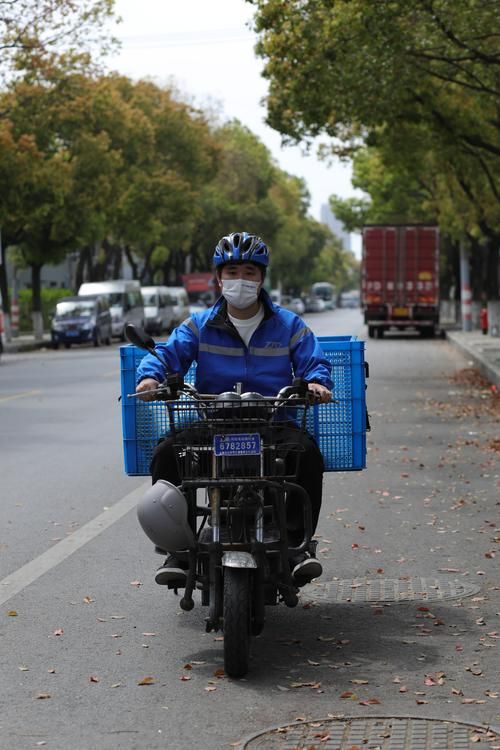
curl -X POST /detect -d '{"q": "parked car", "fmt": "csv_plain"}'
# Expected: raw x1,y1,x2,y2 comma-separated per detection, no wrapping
51,295,112,349
341,290,360,308
303,296,326,313
78,279,144,339
282,296,305,315
141,286,176,334
167,287,190,327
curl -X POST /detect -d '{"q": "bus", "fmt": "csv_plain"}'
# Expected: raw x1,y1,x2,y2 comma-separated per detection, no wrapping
311,282,335,310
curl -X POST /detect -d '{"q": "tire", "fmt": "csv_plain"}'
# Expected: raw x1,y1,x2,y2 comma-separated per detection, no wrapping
64,342,71,349
105,336,111,346
368,326,375,338
223,568,251,678
52,342,59,350
376,327,384,339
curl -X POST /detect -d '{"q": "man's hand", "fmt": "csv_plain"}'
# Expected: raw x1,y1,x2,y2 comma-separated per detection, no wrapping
136,378,160,401
307,382,332,403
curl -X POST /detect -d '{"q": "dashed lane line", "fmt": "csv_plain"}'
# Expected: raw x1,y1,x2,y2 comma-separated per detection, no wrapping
0,481,149,606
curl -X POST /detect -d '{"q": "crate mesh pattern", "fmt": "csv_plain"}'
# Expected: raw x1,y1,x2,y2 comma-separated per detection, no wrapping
120,335,367,475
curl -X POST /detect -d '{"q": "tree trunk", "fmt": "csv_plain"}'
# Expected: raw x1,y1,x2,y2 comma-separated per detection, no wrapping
487,300,500,337
0,234,11,339
139,245,155,284
31,263,44,341
0,237,10,311
459,240,472,332
123,245,138,280
111,243,122,278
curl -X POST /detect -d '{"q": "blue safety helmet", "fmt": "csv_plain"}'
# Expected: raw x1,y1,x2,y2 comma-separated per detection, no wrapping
213,232,269,269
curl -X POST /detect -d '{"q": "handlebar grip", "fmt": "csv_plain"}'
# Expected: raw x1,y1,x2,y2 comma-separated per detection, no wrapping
157,373,184,400
291,377,309,397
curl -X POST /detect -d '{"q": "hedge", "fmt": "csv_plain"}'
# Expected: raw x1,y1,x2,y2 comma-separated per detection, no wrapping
17,288,73,332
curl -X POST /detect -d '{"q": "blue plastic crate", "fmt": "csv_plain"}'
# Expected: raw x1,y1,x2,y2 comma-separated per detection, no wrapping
120,336,367,475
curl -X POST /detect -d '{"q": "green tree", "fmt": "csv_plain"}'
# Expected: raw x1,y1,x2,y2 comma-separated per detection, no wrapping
0,0,116,83
250,0,500,247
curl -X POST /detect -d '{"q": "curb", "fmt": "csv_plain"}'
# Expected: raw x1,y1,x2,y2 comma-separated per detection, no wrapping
446,331,500,389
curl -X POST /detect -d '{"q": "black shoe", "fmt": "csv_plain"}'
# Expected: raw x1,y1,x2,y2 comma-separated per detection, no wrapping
291,554,322,585
155,555,188,586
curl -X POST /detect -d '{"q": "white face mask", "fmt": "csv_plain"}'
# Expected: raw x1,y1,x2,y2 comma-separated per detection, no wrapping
222,279,260,309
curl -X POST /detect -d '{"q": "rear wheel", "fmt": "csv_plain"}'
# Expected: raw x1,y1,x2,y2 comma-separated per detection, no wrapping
223,568,251,678
368,325,375,338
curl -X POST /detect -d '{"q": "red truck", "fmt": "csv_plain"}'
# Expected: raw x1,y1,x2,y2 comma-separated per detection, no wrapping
361,224,440,338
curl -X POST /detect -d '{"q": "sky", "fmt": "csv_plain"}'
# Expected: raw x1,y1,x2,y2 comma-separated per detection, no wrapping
106,0,361,256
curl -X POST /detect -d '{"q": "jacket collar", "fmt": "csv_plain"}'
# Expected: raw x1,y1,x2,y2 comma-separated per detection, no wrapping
207,289,275,333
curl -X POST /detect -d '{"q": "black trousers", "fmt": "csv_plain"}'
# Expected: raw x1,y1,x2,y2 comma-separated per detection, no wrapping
151,427,324,542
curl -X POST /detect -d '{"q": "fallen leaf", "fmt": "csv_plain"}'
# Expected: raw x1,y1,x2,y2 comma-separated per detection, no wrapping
180,675,191,681
142,632,157,637
130,580,142,587
19,665,29,671
340,691,358,700
53,628,64,636
83,596,94,604
137,676,154,685
359,698,381,705
89,675,99,683
205,686,217,692
350,679,369,685
313,732,332,742
291,681,321,689
7,610,18,617
36,693,51,700
214,668,225,678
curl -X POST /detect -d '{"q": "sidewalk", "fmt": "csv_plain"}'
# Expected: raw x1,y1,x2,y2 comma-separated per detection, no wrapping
1,333,52,353
2,329,500,389
445,329,500,389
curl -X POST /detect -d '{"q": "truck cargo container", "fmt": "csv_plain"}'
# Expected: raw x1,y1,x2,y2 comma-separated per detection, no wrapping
362,225,440,338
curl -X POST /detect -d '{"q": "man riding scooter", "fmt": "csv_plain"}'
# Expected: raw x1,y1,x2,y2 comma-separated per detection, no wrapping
135,231,332,587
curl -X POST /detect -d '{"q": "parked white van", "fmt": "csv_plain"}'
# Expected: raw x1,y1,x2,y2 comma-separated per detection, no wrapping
78,279,144,339
167,286,190,328
141,286,176,334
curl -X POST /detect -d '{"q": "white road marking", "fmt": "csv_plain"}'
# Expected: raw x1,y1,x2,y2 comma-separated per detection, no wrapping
0,389,42,404
0,481,149,605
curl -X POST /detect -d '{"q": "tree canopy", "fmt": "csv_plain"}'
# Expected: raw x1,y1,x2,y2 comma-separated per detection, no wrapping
250,0,500,241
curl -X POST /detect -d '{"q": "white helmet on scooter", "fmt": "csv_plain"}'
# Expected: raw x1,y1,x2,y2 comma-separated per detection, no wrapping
137,480,195,551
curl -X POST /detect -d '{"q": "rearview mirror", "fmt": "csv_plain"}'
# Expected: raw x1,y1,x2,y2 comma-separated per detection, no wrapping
124,324,155,350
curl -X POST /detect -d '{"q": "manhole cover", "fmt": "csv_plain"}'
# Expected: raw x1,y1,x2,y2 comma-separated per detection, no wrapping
240,716,500,749
303,577,480,604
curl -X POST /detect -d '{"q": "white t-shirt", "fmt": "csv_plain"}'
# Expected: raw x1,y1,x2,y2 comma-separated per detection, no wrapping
228,305,265,347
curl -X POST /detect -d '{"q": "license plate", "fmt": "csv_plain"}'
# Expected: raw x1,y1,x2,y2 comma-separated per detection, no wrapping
66,330,80,336
214,433,261,456
393,307,409,317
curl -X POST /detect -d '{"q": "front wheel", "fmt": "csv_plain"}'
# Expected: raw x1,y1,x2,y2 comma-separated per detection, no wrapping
223,568,251,678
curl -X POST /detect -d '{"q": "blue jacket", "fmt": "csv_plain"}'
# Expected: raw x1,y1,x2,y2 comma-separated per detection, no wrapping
136,290,332,396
